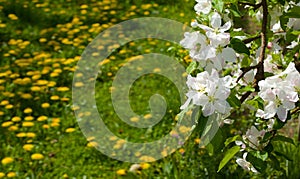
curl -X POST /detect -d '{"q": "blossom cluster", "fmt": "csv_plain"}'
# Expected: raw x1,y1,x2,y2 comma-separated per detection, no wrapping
180,0,300,174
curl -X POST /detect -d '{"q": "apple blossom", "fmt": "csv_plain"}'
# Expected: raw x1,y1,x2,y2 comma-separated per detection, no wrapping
181,69,232,116
236,153,258,173
194,0,212,15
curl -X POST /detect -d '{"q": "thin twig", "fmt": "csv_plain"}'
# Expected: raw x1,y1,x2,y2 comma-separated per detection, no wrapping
243,35,261,44
239,2,262,10
236,65,259,83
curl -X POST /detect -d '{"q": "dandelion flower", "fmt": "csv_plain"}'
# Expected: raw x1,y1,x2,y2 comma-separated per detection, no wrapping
31,153,44,160
23,144,34,151
116,169,126,176
6,172,16,178
1,157,13,165
65,128,75,133
41,103,50,108
23,108,32,114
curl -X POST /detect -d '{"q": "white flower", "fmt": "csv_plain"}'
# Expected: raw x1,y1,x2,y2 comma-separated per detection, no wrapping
194,0,212,14
180,31,208,60
257,62,300,121
236,153,258,173
198,12,231,47
287,18,300,30
181,69,232,116
243,126,266,150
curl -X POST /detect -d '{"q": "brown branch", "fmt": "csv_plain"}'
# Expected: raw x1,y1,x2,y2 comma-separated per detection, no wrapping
239,2,262,10
243,35,261,44
240,0,268,103
236,64,259,83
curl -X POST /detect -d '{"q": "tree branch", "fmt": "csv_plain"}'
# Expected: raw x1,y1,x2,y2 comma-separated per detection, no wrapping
236,64,259,83
243,35,261,44
239,2,262,10
240,0,268,103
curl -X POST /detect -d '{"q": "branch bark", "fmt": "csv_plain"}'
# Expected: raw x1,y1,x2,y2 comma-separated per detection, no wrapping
240,0,268,103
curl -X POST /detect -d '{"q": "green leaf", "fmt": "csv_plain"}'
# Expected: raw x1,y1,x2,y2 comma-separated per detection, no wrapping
246,152,267,173
239,86,255,93
224,135,242,147
213,0,224,12
229,38,250,55
269,154,281,170
285,6,300,18
186,61,197,74
274,151,293,161
227,92,241,108
241,56,251,67
252,151,268,161
272,135,295,145
217,146,240,172
273,118,285,130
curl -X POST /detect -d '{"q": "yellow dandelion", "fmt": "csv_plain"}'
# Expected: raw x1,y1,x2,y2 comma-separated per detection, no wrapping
6,172,16,178
42,124,50,129
11,116,21,122
41,103,50,108
8,126,18,131
130,116,139,122
109,136,117,141
5,104,13,109
56,87,69,92
140,156,156,162
1,121,13,127
0,172,5,178
65,128,75,133
36,80,48,85
47,81,56,87
74,82,84,87
8,14,18,20
16,132,26,137
21,93,32,99
32,74,41,81
39,38,47,43
1,157,13,165
179,126,191,134
0,111,4,116
153,68,161,73
51,122,60,127
26,132,36,138
37,116,47,122
23,144,34,151
179,148,185,154
194,138,201,144
0,100,9,106
23,108,32,114
161,149,168,157
31,153,44,160
140,163,150,170
60,97,69,101
31,86,41,92
24,116,34,121
143,114,152,119
80,4,88,9
116,169,126,176
22,122,34,127
87,141,98,147
50,95,59,100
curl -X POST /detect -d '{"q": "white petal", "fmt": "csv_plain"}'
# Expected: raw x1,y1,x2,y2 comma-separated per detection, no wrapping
222,47,236,62
220,21,232,32
277,106,288,122
202,102,215,116
211,12,222,29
